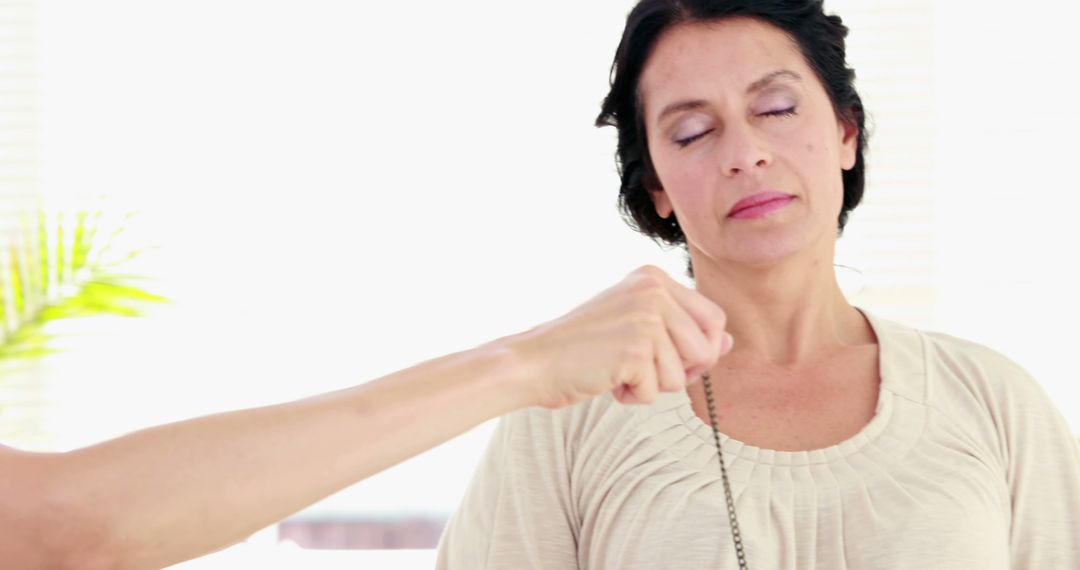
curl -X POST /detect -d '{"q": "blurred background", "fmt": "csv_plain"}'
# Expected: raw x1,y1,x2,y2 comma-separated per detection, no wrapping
2,0,1077,568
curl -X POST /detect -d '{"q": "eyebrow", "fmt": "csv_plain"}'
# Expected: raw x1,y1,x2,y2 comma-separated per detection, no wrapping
654,69,803,124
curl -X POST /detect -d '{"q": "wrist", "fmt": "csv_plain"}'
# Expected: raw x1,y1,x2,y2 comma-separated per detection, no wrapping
477,329,544,411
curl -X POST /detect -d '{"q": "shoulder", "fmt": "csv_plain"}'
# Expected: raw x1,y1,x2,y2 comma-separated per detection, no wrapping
501,389,640,443
921,328,1028,374
496,388,677,473
917,327,1040,402
863,308,1053,434
865,312,1074,465
921,329,1059,430
866,308,1037,397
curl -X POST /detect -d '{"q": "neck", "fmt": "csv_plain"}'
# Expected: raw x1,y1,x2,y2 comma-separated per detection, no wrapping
690,244,873,367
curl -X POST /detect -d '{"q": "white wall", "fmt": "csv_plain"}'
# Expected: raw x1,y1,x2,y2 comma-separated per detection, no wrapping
934,0,1080,428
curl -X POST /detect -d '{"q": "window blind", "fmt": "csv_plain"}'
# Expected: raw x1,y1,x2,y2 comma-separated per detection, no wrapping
827,0,937,330
0,0,45,448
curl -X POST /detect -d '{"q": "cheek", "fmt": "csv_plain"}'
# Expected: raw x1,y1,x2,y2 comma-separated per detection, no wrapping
809,141,847,212
792,138,843,204
798,134,837,177
667,177,709,212
658,157,710,201
806,138,830,158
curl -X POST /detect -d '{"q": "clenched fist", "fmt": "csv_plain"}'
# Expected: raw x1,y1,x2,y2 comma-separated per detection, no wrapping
506,265,734,409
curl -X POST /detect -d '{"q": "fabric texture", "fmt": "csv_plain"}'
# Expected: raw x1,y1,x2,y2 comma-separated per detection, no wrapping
435,309,1080,569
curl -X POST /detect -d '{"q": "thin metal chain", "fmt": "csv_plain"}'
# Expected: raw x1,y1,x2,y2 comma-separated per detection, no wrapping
701,371,749,569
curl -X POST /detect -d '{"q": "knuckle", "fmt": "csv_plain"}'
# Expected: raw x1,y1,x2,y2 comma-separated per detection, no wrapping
699,328,719,354
627,266,668,291
637,388,658,404
686,341,712,365
628,274,665,296
619,336,653,361
714,303,727,325
627,309,664,332
704,300,726,330
613,361,635,385
657,370,680,391
633,264,664,279
630,288,669,318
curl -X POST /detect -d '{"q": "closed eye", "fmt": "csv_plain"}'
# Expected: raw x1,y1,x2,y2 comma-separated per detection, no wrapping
673,107,797,148
761,106,797,118
674,129,713,148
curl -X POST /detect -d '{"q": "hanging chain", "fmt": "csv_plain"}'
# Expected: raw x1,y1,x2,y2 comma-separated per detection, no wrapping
701,371,749,569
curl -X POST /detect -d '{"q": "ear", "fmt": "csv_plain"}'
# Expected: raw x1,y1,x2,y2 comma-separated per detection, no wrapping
650,186,674,219
643,167,674,218
838,114,859,171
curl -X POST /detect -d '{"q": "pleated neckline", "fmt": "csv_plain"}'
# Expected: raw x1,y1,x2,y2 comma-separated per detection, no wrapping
666,306,927,467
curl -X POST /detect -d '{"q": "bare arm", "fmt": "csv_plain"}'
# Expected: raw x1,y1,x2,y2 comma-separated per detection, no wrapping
0,339,530,570
0,265,729,570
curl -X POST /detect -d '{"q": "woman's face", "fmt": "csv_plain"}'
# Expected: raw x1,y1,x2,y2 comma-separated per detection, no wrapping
639,17,858,269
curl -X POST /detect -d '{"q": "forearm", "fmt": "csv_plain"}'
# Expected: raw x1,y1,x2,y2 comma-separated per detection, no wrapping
38,338,532,569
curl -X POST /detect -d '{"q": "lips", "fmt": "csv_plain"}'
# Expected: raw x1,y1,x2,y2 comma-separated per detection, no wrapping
727,191,796,218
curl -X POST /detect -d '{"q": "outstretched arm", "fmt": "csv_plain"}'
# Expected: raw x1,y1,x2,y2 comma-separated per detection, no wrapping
0,265,728,570
0,340,529,570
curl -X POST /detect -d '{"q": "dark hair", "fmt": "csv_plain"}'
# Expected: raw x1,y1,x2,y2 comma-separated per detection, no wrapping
595,0,869,278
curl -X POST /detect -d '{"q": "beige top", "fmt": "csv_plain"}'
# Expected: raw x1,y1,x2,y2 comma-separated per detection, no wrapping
435,309,1080,569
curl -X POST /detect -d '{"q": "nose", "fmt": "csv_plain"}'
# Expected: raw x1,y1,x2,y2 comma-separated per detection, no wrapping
718,121,771,177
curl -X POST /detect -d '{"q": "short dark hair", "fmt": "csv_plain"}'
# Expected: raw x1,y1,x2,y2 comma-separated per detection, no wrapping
595,0,869,278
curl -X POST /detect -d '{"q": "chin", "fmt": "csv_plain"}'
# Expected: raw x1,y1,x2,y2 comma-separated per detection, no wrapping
695,222,822,269
727,240,806,268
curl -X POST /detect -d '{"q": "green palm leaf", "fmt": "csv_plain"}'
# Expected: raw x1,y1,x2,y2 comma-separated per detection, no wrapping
0,207,167,369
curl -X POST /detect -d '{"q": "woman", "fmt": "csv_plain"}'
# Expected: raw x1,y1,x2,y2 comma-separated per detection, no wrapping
435,1,1080,568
